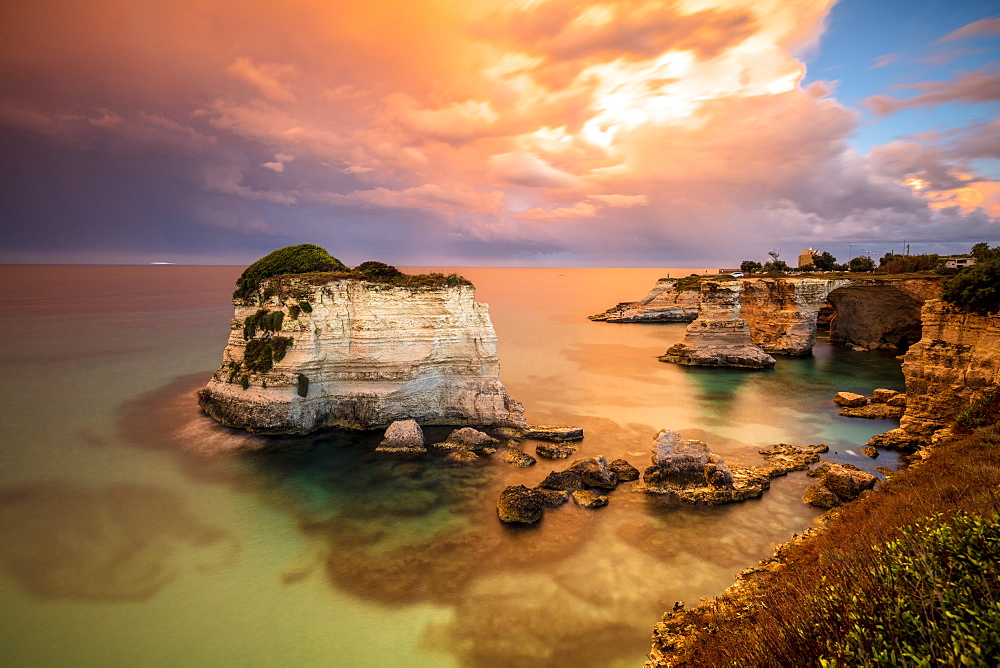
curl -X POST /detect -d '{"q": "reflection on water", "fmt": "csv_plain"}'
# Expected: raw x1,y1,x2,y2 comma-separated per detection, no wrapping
0,266,907,666
0,482,238,601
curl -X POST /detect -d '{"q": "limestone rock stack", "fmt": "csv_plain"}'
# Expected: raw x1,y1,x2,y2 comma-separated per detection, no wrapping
872,299,1000,447
199,274,527,434
589,278,700,322
659,280,775,368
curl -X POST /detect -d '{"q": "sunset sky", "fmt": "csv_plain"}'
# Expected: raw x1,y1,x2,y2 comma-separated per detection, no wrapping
2,0,998,267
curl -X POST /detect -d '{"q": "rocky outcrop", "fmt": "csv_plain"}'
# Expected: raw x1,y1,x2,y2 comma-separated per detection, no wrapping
198,274,527,434
497,486,543,524
803,462,877,508
522,425,584,441
834,389,905,419
659,280,776,369
589,278,700,322
641,431,827,504
603,275,940,360
375,419,427,456
870,300,1000,448
535,443,578,459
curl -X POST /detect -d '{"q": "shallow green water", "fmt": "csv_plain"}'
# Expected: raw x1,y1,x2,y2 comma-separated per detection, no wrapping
0,265,903,666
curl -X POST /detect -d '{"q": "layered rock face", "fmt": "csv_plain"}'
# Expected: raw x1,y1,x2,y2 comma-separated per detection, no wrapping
659,281,775,368
872,300,1000,446
739,277,940,354
740,278,850,354
199,275,527,434
825,279,939,350
589,279,700,322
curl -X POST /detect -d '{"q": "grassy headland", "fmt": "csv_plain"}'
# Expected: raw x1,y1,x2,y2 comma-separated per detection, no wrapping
649,405,1000,666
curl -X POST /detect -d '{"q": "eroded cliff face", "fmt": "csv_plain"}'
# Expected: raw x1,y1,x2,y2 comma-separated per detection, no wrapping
740,278,851,355
659,281,775,368
589,279,700,322
873,300,1000,446
199,275,527,434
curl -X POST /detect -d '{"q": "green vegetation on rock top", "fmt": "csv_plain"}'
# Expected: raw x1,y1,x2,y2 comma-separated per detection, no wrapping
235,244,346,299
942,255,1000,314
234,244,472,301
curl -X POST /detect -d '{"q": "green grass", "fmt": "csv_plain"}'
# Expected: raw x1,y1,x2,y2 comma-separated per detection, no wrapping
234,244,346,300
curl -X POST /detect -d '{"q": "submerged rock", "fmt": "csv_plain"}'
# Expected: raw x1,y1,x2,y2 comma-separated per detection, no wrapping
501,448,536,468
840,403,905,419
535,488,570,507
609,458,640,482
444,451,480,465
833,392,867,408
862,446,880,458
535,443,578,459
568,456,618,490
523,426,584,441
572,490,609,508
497,486,543,524
435,427,498,451
538,470,584,492
375,419,427,456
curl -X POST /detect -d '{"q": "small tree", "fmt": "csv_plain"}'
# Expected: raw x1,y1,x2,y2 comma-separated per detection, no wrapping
741,260,762,274
768,259,790,272
813,251,837,271
849,256,876,272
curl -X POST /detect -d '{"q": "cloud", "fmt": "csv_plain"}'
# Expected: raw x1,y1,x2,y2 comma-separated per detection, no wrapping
870,54,897,69
865,67,1000,115
0,0,995,266
226,57,298,102
489,151,584,189
936,16,1000,43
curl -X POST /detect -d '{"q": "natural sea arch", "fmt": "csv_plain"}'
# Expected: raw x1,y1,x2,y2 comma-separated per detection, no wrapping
738,277,941,356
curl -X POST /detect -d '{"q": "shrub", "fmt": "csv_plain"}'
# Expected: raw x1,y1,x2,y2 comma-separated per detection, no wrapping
848,256,875,272
239,375,250,390
675,274,703,291
242,309,284,340
288,305,300,320
297,374,309,398
270,336,293,363
877,253,939,274
957,388,1000,430
941,258,1000,314
353,261,403,281
234,244,346,299
298,300,313,314
817,512,1000,666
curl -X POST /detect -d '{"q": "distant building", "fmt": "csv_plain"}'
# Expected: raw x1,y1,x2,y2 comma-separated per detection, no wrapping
798,249,818,267
942,256,977,269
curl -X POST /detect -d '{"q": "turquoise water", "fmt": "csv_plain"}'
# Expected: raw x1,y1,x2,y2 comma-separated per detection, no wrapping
0,266,903,666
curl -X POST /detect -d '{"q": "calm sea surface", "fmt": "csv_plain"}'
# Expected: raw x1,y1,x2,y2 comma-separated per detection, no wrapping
0,265,903,667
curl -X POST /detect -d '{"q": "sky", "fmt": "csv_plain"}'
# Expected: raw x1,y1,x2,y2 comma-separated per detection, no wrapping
2,0,998,267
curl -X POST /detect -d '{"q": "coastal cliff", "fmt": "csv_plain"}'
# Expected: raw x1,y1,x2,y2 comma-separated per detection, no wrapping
659,280,775,368
872,299,1000,447
589,278,700,322
199,273,527,434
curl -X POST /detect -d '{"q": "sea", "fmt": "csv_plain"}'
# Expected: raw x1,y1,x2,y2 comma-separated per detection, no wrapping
0,265,905,667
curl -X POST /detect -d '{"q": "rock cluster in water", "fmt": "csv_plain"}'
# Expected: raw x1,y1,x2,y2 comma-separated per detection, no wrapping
803,461,878,508
642,431,829,504
834,388,906,419
497,455,639,523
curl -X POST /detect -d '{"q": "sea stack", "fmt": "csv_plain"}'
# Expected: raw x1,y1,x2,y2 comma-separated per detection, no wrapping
659,279,775,368
198,245,527,434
